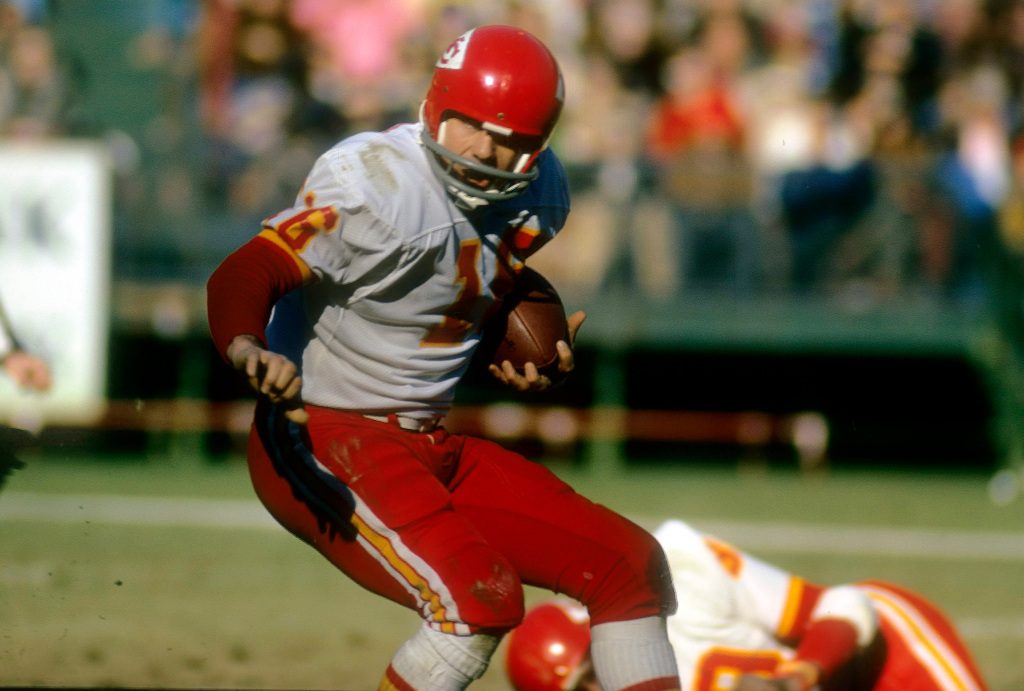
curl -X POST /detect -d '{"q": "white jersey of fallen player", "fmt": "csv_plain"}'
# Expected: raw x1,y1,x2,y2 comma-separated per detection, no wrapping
653,519,876,689
263,122,569,419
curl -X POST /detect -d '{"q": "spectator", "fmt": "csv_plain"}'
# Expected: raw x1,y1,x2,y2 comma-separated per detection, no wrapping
928,63,1012,305
532,50,671,300
758,3,884,295
644,7,761,294
776,99,879,293
196,0,333,219
288,0,426,132
532,0,677,299
582,0,667,99
738,0,824,290
0,22,75,138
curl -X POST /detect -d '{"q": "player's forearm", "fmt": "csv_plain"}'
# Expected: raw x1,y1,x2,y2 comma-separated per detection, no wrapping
786,619,857,687
790,586,877,681
206,235,307,360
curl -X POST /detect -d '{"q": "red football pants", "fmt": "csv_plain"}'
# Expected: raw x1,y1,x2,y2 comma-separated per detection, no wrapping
248,403,675,633
858,581,988,691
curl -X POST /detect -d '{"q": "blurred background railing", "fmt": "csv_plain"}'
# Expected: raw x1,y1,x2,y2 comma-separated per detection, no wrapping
3,0,1024,491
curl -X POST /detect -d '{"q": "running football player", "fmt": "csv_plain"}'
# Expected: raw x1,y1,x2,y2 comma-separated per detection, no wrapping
206,25,681,691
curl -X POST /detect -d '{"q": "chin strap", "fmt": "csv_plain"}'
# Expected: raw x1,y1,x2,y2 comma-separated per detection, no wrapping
449,184,491,210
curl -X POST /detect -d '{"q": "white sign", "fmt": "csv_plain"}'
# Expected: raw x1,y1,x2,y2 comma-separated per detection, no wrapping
0,142,112,426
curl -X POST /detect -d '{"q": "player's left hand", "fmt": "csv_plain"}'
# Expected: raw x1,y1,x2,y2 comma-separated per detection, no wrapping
489,310,585,392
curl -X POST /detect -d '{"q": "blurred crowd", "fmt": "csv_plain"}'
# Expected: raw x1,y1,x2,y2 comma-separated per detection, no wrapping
4,0,1024,312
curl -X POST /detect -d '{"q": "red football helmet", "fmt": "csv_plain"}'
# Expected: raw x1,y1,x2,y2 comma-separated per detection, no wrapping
505,599,593,691
421,25,564,208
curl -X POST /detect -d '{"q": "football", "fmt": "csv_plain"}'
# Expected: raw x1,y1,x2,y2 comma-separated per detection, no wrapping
482,266,570,386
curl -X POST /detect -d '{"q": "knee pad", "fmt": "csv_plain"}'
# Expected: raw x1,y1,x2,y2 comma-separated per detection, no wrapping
584,526,677,626
441,542,524,632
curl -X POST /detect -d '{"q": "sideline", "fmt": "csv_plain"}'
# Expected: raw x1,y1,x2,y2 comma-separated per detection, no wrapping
3,491,1024,561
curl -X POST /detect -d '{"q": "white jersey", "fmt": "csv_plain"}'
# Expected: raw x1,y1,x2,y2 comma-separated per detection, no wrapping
263,123,570,418
655,519,797,687
653,520,876,690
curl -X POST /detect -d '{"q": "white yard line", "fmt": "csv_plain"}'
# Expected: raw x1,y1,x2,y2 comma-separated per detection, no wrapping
956,616,1024,639
3,492,1024,561
2,492,1023,642
679,518,1024,562
0,491,278,530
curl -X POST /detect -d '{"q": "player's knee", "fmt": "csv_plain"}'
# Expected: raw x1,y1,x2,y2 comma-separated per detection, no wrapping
585,527,676,625
444,543,525,631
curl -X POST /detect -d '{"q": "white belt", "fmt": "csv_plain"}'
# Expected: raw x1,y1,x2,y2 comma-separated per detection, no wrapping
363,414,443,433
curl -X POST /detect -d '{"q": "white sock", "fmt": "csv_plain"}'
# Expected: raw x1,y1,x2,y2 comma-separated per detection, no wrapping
386,624,499,691
590,616,680,690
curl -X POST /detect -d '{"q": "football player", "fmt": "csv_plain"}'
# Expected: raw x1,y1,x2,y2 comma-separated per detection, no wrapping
506,519,988,691
207,25,681,691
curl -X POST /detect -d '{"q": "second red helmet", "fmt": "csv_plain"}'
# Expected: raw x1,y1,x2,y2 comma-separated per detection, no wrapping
505,599,592,691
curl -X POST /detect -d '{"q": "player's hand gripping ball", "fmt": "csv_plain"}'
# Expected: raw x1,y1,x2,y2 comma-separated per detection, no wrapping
483,267,571,388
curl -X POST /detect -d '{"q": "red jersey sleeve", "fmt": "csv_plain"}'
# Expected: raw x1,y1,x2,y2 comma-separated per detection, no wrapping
778,581,867,682
792,618,860,676
206,233,310,360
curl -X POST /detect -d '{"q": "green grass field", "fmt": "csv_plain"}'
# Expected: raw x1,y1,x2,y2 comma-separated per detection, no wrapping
2,450,1023,690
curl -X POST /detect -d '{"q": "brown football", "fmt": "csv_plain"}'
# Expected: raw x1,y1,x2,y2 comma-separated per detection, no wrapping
483,266,570,386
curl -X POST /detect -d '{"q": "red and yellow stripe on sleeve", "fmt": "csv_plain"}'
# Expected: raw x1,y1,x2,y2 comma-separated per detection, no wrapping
776,577,825,642
257,228,314,282
207,232,313,358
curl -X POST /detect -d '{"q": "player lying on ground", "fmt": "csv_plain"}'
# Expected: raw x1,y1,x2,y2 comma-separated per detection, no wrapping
506,519,988,691
207,25,681,691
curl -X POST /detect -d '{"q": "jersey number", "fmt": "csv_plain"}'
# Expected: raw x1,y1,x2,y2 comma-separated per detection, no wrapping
421,235,522,347
694,649,783,691
273,205,341,253
421,240,482,346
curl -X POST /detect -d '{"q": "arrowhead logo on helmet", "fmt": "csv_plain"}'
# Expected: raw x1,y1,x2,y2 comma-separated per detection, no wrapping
436,29,472,70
